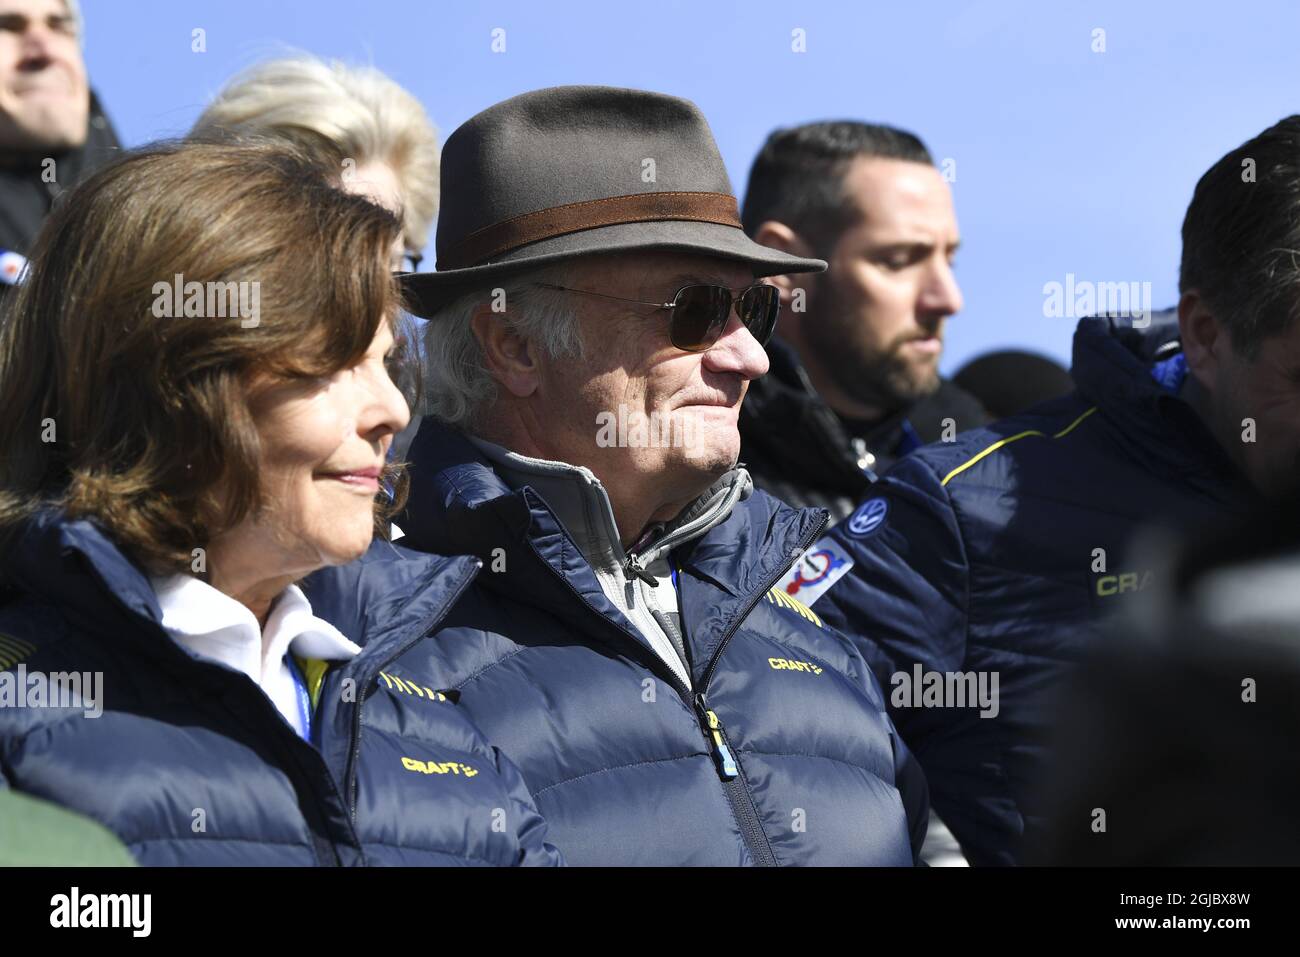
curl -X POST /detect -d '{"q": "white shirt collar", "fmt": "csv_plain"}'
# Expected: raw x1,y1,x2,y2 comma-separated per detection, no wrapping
148,574,361,737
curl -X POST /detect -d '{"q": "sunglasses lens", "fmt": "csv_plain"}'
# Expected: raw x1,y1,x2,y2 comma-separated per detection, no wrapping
740,284,780,345
669,285,730,351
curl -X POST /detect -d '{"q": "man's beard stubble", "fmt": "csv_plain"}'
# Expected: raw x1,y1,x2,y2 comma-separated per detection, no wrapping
806,281,942,415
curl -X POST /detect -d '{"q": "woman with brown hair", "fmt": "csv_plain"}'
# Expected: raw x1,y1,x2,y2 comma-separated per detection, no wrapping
0,140,559,866
189,55,444,457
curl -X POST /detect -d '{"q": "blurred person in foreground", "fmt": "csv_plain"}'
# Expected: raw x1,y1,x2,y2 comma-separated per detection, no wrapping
0,140,558,866
738,121,988,521
308,85,930,866
191,55,440,458
0,0,118,292
0,790,135,865
805,118,1299,865
1035,497,1300,865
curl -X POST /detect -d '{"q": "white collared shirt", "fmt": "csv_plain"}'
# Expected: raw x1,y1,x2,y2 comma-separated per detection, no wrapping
149,574,361,738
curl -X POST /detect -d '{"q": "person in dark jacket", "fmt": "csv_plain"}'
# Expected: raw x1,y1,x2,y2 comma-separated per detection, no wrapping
310,86,930,866
0,140,558,866
805,116,1300,865
737,121,988,522
0,0,120,292
1033,495,1300,866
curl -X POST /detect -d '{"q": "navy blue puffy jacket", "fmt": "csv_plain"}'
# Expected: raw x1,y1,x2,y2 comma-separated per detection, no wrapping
805,315,1258,865
0,510,560,866
308,422,930,866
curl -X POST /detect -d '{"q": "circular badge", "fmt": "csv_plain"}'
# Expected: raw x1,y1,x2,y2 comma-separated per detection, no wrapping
846,497,889,538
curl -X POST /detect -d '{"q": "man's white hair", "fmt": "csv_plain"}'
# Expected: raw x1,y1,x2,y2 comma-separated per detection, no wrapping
420,265,584,431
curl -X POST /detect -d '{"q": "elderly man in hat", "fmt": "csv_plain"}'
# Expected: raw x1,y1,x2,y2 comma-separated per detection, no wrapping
308,85,928,865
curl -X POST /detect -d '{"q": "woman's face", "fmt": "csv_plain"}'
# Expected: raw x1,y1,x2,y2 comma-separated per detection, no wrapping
213,319,409,587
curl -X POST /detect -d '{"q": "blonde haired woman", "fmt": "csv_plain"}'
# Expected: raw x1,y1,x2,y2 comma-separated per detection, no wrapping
191,56,439,272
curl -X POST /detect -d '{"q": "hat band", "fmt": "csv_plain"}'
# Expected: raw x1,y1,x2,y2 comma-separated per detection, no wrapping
438,191,742,270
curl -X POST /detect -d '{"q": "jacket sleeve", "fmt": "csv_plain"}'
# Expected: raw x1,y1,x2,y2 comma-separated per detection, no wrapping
492,746,564,867
815,453,969,684
812,454,994,861
887,706,931,864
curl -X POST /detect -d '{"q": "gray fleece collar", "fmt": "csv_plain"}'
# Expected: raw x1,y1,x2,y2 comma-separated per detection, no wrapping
468,436,752,578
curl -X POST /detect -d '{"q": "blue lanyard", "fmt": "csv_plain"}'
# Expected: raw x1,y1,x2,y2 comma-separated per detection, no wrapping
284,654,313,743
897,419,923,457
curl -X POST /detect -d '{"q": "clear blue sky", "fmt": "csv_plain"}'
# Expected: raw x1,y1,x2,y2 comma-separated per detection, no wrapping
82,0,1300,373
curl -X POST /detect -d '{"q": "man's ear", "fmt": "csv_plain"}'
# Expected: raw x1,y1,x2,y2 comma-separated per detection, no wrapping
1178,290,1223,392
751,221,819,305
470,304,540,398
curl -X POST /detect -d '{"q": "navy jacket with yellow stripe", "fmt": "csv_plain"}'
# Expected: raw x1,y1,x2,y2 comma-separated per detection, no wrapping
307,421,930,866
0,510,560,866
803,315,1258,865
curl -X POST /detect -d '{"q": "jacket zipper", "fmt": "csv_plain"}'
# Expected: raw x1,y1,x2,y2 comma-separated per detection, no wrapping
343,558,482,820
683,511,829,867
528,510,828,866
693,690,777,866
698,512,828,692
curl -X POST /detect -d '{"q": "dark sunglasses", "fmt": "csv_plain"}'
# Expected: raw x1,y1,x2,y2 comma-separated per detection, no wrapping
536,280,781,352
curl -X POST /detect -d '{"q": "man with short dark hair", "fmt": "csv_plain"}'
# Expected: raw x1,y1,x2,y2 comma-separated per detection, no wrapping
1175,119,1300,499
0,0,119,290
738,121,988,520
806,119,1297,865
